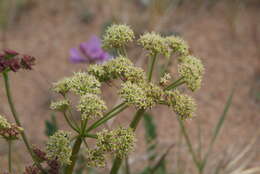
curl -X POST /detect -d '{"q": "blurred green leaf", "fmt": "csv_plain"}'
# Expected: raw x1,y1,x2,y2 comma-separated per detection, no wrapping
143,112,157,142
139,167,152,174
44,113,58,137
143,112,157,162
201,89,234,170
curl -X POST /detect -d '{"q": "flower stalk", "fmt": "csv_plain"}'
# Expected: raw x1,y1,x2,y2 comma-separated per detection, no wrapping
64,137,83,174
147,54,157,82
2,72,46,174
8,140,12,173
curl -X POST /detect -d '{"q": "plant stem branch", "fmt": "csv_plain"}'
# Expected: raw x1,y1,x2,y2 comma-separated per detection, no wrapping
63,112,80,133
164,77,185,90
178,118,201,171
2,72,46,173
64,137,83,174
85,102,128,132
8,140,12,173
147,54,157,82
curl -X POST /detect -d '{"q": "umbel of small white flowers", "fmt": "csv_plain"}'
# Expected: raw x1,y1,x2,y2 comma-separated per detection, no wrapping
49,24,204,171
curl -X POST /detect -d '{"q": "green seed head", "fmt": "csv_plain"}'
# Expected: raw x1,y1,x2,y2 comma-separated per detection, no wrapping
69,72,101,96
165,90,196,119
103,24,135,49
119,81,148,109
97,127,136,159
138,32,169,57
85,148,106,168
0,115,11,129
50,100,70,112
178,55,204,91
104,56,133,78
119,81,163,109
77,93,107,120
52,77,71,95
166,36,189,56
159,73,171,86
46,130,72,165
87,64,109,82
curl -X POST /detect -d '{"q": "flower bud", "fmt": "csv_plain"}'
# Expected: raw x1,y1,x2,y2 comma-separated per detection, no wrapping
0,123,24,140
20,55,36,70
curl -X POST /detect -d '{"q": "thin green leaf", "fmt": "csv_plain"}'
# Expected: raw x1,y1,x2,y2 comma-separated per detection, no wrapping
150,144,174,174
201,89,235,170
143,112,158,162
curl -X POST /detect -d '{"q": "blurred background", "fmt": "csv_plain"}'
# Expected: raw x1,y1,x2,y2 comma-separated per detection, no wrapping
0,0,259,173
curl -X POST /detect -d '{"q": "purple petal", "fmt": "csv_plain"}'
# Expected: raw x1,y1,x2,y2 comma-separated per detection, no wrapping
69,48,88,63
79,36,104,60
99,52,111,62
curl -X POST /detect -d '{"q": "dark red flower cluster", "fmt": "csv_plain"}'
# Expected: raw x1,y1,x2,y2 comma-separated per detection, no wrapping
0,49,36,73
25,147,60,174
33,146,47,162
0,124,23,140
47,159,60,174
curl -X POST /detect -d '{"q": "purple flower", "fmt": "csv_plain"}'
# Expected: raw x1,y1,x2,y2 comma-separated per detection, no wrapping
69,36,111,64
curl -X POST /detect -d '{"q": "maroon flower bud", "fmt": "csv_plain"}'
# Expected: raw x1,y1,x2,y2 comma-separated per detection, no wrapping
6,58,21,72
0,53,4,58
32,146,47,161
47,159,60,174
4,49,19,56
0,124,23,140
21,55,36,70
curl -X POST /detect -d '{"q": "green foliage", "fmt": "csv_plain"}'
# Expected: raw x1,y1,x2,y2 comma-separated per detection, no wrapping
44,113,58,137
80,8,94,24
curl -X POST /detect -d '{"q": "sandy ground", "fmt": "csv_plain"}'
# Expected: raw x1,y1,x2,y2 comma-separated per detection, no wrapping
0,0,259,173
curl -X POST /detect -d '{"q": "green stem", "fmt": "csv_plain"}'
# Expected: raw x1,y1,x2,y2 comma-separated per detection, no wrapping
65,137,83,174
85,133,97,139
130,109,146,130
8,140,12,173
63,112,80,133
110,109,145,174
2,72,46,173
164,77,185,90
125,157,131,174
147,54,157,82
86,102,128,132
178,118,201,171
64,95,80,130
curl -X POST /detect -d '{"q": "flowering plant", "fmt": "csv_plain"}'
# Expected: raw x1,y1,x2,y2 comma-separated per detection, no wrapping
0,24,204,174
